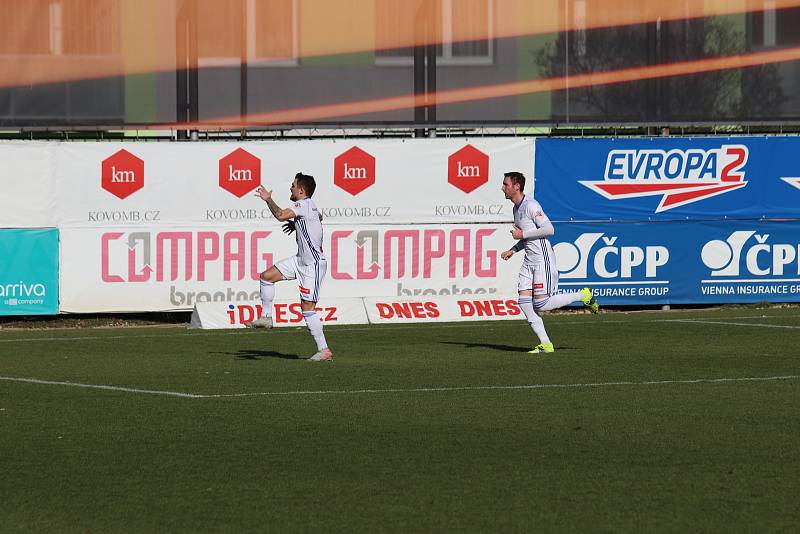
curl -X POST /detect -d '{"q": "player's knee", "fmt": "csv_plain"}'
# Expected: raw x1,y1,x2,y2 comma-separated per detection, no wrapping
299,300,317,312
533,295,550,312
261,268,283,283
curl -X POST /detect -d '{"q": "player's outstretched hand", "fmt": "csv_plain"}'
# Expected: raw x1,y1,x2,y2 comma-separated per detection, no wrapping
501,250,514,261
255,185,272,201
282,220,296,235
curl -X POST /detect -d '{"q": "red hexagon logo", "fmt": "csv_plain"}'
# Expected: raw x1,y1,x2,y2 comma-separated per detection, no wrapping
334,146,376,196
101,149,144,200
219,148,261,198
448,144,489,194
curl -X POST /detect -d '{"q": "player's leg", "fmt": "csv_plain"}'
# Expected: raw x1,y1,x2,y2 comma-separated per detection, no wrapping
534,261,599,313
246,260,291,328
534,261,579,311
299,260,332,361
516,264,552,352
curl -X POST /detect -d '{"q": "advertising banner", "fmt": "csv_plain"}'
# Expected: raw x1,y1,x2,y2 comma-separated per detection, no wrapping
0,142,57,228
364,295,523,324
0,229,59,315
190,295,526,329
59,224,526,313
60,219,800,313
550,220,800,305
534,137,800,221
52,138,532,228
190,298,368,329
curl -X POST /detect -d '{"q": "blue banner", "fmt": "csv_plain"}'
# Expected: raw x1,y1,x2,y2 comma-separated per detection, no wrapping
553,220,800,305
535,137,800,221
0,229,59,315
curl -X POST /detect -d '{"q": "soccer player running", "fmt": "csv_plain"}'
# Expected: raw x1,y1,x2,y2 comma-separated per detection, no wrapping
245,173,333,362
500,171,599,354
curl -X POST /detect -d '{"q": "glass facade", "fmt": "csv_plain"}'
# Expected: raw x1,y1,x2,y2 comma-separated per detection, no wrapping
0,0,799,128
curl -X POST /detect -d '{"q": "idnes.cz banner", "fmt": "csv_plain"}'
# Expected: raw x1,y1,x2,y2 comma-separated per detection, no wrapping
190,294,526,329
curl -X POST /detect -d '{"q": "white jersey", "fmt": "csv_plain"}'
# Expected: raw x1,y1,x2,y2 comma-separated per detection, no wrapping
291,197,325,266
513,195,555,265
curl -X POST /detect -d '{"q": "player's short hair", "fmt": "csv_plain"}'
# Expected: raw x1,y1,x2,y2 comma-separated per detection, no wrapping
504,171,526,192
294,173,316,197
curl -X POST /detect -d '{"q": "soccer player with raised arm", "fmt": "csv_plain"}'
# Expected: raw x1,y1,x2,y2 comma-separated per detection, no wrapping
245,173,333,362
500,171,599,354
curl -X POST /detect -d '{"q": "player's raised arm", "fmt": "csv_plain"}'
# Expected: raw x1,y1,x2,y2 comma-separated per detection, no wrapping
255,186,296,222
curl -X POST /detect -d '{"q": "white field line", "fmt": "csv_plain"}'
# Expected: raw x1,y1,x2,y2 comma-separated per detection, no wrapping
2,315,800,344
206,375,800,398
2,374,798,399
0,376,204,398
660,319,800,330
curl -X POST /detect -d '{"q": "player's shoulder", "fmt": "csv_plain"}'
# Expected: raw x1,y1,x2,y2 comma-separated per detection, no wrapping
527,197,546,216
305,197,321,212
291,197,311,213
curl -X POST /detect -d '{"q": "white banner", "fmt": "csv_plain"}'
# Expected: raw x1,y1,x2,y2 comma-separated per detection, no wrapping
51,138,532,227
0,142,56,228
190,298,368,329
59,224,525,312
189,295,523,329
364,295,523,324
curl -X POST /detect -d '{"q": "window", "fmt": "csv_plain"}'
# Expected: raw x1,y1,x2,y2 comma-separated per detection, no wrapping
197,0,298,67
0,0,120,56
375,0,494,66
750,1,800,48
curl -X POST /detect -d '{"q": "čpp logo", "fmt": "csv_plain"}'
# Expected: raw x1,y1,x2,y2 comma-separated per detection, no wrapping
701,231,799,276
553,233,669,279
580,145,749,212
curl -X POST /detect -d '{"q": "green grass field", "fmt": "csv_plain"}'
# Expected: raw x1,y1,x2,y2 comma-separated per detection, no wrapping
1,307,799,533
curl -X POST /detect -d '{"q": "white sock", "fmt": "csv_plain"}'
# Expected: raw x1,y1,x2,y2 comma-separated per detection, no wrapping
259,279,275,318
537,291,582,312
302,311,328,351
518,296,550,345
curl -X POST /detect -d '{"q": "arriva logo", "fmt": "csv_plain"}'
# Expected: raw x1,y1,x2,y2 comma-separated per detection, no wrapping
701,231,800,276
580,145,749,212
1,280,47,306
553,233,669,279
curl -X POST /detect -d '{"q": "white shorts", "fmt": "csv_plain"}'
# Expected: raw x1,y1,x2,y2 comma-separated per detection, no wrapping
517,261,558,297
274,256,327,302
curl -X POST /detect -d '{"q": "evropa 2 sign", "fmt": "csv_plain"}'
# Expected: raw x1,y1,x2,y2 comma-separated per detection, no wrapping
534,137,800,220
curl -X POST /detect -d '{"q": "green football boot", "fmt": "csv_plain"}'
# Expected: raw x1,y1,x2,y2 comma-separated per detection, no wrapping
580,287,600,314
528,342,555,354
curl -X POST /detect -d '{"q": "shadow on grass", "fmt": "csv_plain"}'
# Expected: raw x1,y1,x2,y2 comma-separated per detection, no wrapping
440,341,528,353
215,349,301,360
440,341,574,353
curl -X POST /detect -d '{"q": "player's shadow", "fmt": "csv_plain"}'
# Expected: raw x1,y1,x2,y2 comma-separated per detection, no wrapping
215,349,301,360
442,341,574,353
440,341,528,353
